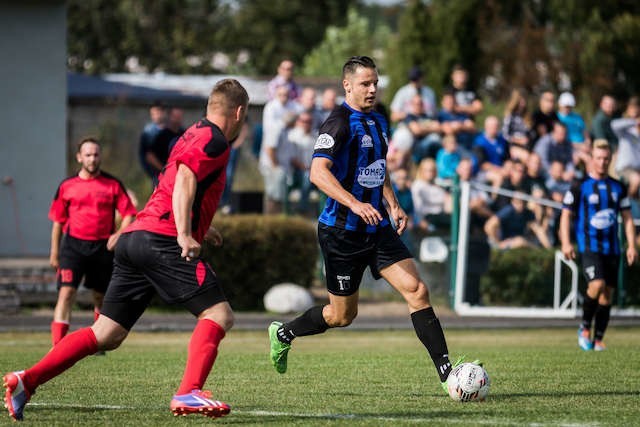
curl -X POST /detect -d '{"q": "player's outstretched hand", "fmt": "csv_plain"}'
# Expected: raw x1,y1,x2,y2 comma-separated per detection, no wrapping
178,234,201,261
389,205,408,235
351,201,383,226
107,232,121,251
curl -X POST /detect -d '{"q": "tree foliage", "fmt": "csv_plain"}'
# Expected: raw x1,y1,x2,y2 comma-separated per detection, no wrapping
301,8,391,78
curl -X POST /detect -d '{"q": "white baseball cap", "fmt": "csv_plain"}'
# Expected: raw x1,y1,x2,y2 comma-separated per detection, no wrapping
558,92,576,107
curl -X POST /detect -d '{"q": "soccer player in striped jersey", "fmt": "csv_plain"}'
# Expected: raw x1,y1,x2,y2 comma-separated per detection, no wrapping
269,56,476,391
559,139,637,351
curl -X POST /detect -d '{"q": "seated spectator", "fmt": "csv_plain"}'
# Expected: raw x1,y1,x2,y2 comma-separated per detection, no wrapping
534,121,575,181
545,160,571,203
557,92,590,166
447,64,483,118
287,112,317,213
530,90,558,144
591,94,619,149
484,195,551,249
296,87,322,134
318,87,337,124
435,134,462,183
491,159,530,212
502,88,531,161
411,158,451,233
456,158,493,221
390,66,437,123
473,115,509,187
267,59,300,101
523,152,547,196
390,94,441,168
438,92,476,151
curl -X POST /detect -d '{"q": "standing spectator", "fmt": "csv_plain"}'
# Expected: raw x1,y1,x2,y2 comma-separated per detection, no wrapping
4,80,249,422
523,152,548,197
492,159,530,212
591,94,618,148
260,85,298,213
502,89,531,161
545,161,571,203
447,64,483,118
287,112,317,213
48,138,137,347
534,121,575,181
612,117,640,200
438,91,476,151
220,121,250,213
295,87,322,134
411,158,451,233
557,92,590,166
473,115,509,187
391,168,415,249
318,87,338,124
139,100,167,186
390,66,437,123
559,140,637,351
456,157,493,221
267,59,300,101
156,106,186,168
530,91,558,144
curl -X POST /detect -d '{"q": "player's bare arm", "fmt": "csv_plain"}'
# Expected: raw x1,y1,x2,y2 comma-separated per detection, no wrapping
382,172,407,234
173,163,201,260
558,209,575,260
309,156,383,225
107,214,134,251
49,221,63,269
622,209,638,265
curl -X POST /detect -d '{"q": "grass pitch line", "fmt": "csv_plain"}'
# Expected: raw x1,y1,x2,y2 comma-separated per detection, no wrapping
27,403,599,426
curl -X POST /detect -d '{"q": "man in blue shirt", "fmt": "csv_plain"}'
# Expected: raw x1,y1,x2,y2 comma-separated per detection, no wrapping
559,140,637,351
269,56,476,392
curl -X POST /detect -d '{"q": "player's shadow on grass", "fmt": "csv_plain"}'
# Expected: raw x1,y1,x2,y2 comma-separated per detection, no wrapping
487,390,640,400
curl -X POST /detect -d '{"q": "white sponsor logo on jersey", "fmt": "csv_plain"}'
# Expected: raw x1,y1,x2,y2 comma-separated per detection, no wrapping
620,196,630,209
357,159,386,188
588,193,599,204
361,135,373,148
563,191,574,205
314,133,335,150
590,208,616,229
366,119,375,126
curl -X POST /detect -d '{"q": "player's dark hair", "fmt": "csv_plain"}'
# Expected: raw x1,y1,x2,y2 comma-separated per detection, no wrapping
207,79,249,115
77,137,100,153
342,56,376,79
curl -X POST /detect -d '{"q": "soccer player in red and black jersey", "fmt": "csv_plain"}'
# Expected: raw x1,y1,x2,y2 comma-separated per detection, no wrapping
48,138,137,346
4,79,249,421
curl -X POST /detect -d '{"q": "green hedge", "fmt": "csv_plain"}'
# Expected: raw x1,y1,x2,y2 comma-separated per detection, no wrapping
203,214,318,310
480,247,640,307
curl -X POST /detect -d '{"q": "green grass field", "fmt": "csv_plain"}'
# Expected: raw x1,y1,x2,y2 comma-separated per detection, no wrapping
1,327,640,426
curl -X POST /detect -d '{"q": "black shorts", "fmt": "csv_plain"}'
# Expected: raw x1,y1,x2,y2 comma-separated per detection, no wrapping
101,231,227,330
579,252,619,287
318,223,412,296
57,234,113,293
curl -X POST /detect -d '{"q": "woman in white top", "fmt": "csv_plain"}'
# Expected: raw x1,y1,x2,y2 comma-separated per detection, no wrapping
411,158,451,232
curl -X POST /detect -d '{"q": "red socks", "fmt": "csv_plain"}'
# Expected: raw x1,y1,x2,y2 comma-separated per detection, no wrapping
51,321,70,346
176,319,226,394
24,327,98,392
94,308,100,322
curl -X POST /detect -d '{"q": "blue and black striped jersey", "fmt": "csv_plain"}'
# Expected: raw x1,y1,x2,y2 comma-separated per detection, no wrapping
313,102,390,233
562,175,630,255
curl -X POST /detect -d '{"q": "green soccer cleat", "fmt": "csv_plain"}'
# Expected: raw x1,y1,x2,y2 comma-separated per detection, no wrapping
268,321,291,374
441,355,483,393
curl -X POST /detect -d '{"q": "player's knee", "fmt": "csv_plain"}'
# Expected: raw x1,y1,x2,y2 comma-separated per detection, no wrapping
97,329,128,351
403,281,430,307
326,308,357,328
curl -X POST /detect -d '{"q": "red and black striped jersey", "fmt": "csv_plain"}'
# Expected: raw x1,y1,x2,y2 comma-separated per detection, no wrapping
49,172,137,241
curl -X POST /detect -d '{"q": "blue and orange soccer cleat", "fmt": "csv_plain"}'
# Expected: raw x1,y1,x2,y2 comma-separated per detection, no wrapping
593,340,606,351
578,326,593,351
3,371,31,421
170,389,230,418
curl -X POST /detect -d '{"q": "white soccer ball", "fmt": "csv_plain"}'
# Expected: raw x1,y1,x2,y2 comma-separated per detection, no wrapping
446,362,490,402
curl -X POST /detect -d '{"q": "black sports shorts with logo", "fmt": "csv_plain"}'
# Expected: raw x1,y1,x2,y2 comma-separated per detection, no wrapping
101,231,227,330
579,252,619,287
57,234,113,293
318,223,412,296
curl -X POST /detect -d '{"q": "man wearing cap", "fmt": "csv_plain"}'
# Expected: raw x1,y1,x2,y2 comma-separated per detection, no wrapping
390,66,437,123
558,92,591,167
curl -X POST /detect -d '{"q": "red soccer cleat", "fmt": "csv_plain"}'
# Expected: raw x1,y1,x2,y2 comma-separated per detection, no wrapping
170,389,230,418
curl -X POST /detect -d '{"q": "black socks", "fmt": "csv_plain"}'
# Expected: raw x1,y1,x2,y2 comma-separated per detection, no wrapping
411,307,450,382
277,306,329,344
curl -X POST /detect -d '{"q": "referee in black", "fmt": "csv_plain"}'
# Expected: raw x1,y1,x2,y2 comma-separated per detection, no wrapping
559,139,637,351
